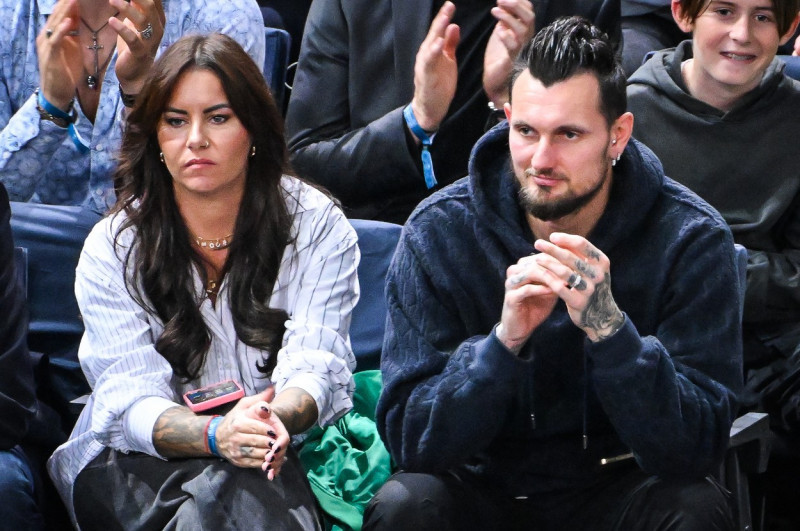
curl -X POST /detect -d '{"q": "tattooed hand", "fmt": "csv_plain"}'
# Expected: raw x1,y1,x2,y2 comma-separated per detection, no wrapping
257,388,318,480
533,233,625,342
213,387,279,468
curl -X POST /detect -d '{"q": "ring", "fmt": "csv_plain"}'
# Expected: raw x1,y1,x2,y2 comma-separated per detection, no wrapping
45,28,53,38
138,22,153,40
566,272,583,290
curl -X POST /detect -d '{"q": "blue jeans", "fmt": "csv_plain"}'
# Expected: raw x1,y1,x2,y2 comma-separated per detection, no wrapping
0,447,44,531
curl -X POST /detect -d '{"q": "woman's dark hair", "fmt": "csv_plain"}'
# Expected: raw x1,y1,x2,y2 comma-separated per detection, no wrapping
509,16,626,126
112,33,291,381
676,0,800,37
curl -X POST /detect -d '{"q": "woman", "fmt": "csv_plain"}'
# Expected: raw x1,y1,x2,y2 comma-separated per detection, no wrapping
0,0,264,212
48,33,358,529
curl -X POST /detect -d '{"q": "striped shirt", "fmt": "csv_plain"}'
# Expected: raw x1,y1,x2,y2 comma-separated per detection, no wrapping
47,177,359,516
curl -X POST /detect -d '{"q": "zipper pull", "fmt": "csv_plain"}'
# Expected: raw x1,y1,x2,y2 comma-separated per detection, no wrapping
530,413,536,429
583,434,588,450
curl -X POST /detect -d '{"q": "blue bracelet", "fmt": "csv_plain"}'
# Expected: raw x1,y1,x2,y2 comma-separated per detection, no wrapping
207,416,223,457
36,89,90,154
403,104,438,189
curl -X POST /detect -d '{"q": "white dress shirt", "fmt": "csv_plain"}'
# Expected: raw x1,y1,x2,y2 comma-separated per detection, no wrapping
47,177,359,516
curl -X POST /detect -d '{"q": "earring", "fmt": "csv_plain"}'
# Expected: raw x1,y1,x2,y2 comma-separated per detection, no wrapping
250,145,256,158
611,138,617,145
611,153,622,167
159,152,164,163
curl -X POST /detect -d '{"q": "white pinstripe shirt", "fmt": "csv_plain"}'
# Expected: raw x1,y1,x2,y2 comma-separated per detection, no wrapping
47,177,359,514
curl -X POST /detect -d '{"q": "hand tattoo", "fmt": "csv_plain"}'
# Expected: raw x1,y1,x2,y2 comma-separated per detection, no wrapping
580,273,624,341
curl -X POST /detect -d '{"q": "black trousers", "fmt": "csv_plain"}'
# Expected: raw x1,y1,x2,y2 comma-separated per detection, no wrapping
362,465,734,531
73,447,321,530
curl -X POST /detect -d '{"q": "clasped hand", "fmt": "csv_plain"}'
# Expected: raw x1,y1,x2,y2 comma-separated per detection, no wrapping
213,387,290,481
497,232,624,353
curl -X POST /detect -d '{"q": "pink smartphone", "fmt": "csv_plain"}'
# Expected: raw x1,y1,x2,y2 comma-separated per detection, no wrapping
183,379,244,413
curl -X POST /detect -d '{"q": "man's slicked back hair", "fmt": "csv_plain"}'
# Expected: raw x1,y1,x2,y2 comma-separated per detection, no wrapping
509,16,627,126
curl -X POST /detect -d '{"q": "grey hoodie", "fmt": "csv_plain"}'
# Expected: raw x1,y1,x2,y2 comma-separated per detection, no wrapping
627,40,800,328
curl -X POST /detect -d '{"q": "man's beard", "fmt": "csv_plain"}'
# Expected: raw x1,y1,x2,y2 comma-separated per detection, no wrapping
516,164,608,222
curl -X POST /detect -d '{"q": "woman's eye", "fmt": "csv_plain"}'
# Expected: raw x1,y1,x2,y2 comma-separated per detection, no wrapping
210,114,229,124
165,117,185,127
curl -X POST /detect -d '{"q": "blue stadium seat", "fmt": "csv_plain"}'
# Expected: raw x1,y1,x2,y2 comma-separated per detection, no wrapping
263,27,291,113
348,219,402,372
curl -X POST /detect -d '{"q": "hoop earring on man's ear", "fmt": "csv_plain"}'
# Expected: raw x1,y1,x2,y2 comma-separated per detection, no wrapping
250,145,256,158
159,152,164,163
611,153,621,167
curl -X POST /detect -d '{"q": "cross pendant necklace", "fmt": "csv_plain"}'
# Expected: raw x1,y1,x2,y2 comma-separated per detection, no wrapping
79,13,119,90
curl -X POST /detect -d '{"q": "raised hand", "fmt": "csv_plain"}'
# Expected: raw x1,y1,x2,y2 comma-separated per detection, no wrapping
483,0,535,107
410,1,460,132
497,253,559,354
108,0,166,93
533,233,624,342
36,0,83,110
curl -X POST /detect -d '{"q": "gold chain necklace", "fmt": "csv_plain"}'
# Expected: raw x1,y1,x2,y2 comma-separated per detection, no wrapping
193,233,233,251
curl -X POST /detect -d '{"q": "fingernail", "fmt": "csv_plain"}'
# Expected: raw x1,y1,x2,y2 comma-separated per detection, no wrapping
269,456,275,463
266,465,272,471
268,430,276,437
260,405,269,412
268,441,274,448
275,446,281,453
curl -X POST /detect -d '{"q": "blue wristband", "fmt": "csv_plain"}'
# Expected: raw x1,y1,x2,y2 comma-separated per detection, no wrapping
207,416,223,457
403,104,438,189
36,89,90,154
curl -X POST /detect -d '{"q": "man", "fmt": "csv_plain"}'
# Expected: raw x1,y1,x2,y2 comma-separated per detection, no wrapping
285,0,620,223
626,0,800,524
0,0,265,212
365,17,740,530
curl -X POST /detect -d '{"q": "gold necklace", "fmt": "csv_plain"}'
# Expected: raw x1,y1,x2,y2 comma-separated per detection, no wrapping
193,233,233,251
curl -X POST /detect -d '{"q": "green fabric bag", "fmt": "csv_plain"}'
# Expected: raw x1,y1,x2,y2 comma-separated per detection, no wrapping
299,370,393,531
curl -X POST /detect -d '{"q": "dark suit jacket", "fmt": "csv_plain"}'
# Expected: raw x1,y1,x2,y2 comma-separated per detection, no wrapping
0,184,36,449
285,0,620,222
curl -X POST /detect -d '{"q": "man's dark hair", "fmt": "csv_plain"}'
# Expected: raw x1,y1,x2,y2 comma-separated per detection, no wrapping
509,16,626,126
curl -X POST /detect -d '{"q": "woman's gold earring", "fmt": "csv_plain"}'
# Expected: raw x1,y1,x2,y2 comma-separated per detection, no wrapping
159,152,164,163
250,145,256,158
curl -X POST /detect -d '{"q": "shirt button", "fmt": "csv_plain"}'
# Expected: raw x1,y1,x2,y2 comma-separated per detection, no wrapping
96,144,104,151
95,189,104,196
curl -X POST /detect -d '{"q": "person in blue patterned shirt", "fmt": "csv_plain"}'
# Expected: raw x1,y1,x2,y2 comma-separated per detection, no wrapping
0,0,265,213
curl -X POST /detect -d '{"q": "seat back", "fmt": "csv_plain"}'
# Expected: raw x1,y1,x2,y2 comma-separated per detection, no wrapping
10,202,100,423
348,219,402,371
263,27,291,112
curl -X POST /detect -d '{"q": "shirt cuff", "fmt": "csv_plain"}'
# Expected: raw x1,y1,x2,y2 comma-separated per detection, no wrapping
122,395,181,458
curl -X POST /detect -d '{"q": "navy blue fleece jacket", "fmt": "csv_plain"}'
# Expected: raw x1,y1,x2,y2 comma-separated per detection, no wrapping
377,122,742,496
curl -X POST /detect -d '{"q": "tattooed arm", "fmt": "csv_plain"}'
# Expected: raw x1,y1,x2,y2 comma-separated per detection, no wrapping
152,389,278,469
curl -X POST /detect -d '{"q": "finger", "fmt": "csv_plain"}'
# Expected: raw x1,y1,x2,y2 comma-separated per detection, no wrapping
441,24,460,60
110,0,150,29
423,1,456,46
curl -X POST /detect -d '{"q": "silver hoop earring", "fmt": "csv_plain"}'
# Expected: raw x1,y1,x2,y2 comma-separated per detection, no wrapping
250,145,256,157
159,152,164,163
611,153,621,167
